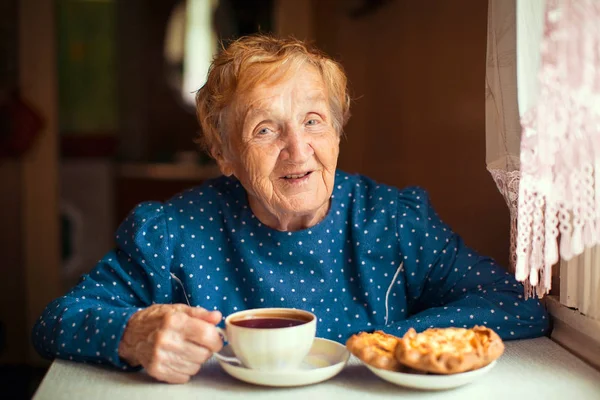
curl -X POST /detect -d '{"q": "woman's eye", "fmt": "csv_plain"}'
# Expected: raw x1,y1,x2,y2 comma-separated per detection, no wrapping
258,127,271,135
306,119,319,126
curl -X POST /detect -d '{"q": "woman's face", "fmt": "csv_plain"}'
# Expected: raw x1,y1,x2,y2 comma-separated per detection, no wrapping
219,66,340,230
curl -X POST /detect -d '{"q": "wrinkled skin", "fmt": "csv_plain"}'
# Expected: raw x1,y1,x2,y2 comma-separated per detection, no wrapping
217,65,340,231
118,304,223,384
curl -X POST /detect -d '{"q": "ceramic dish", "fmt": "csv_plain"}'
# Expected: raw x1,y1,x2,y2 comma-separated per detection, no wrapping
217,337,350,387
365,361,497,390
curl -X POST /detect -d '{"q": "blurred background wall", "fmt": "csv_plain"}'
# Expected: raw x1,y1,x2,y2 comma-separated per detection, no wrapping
0,0,507,396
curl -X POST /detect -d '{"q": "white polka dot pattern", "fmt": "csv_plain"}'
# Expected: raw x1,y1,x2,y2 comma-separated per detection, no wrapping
31,171,549,370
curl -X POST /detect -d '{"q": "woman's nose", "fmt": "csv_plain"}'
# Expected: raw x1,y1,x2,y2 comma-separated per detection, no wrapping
281,128,313,163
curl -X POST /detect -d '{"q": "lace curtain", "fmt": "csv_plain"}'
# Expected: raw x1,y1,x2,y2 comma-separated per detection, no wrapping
485,0,522,275
516,0,600,297
487,0,600,298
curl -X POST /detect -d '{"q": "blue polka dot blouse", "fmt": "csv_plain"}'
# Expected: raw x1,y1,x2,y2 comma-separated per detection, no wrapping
32,171,549,370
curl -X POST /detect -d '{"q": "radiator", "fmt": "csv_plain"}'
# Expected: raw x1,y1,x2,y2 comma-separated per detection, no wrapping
560,244,600,320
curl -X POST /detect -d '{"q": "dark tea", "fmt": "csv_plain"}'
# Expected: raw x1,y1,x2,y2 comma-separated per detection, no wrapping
231,317,307,329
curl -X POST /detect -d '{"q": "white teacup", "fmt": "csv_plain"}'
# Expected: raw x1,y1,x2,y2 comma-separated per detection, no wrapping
215,308,316,371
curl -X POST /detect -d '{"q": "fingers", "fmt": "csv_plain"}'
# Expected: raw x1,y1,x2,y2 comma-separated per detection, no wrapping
180,341,214,365
159,338,214,366
181,318,223,352
166,342,213,376
131,305,224,384
159,310,223,352
142,339,211,384
166,306,223,352
166,354,202,377
146,360,194,384
204,310,222,325
135,338,193,384
184,306,222,324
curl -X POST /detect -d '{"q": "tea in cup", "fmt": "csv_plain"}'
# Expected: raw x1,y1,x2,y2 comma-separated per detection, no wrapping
216,308,316,370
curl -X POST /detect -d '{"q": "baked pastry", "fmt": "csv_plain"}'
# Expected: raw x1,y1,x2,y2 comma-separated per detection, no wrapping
346,330,402,371
347,326,504,374
395,326,504,374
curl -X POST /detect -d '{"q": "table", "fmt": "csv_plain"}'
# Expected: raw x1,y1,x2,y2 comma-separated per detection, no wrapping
33,337,600,400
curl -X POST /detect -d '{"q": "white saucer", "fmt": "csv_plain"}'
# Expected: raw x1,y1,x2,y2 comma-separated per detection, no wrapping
364,360,497,390
216,337,350,387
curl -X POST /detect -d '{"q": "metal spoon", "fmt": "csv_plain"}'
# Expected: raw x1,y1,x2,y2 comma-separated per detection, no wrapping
170,272,242,366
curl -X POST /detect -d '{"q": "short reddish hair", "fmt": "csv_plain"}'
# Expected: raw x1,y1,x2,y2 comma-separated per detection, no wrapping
195,34,351,159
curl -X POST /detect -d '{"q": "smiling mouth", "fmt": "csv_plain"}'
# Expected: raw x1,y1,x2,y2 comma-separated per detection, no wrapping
282,171,313,180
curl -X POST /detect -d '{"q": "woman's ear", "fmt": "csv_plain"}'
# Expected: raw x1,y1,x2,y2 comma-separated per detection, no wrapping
214,149,234,177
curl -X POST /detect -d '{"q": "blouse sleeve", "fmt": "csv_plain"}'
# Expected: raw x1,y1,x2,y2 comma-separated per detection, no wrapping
31,201,175,370
385,187,550,340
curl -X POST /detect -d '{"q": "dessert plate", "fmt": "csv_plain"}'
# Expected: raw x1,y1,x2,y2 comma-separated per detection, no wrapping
364,360,497,390
216,337,350,387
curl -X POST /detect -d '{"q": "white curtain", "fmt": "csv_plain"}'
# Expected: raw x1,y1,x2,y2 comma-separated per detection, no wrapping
516,0,600,297
486,0,600,298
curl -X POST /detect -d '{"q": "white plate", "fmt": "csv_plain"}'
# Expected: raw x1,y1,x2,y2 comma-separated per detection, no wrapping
365,361,497,391
217,337,350,387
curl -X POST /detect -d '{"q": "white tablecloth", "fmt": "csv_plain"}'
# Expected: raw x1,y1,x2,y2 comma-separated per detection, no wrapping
33,337,600,400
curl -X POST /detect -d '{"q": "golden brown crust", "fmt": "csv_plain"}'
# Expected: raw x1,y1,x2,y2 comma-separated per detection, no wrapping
346,330,402,371
395,326,505,374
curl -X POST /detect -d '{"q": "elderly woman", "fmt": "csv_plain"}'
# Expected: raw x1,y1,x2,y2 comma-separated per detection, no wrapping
33,35,548,384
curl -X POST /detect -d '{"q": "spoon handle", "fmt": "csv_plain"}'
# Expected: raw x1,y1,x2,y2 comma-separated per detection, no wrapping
170,273,192,306
171,273,243,365
213,352,243,365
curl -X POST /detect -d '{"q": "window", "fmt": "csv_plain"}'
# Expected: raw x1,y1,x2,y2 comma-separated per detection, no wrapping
164,0,219,108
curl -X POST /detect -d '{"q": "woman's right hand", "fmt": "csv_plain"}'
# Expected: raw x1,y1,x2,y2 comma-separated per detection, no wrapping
118,304,223,383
